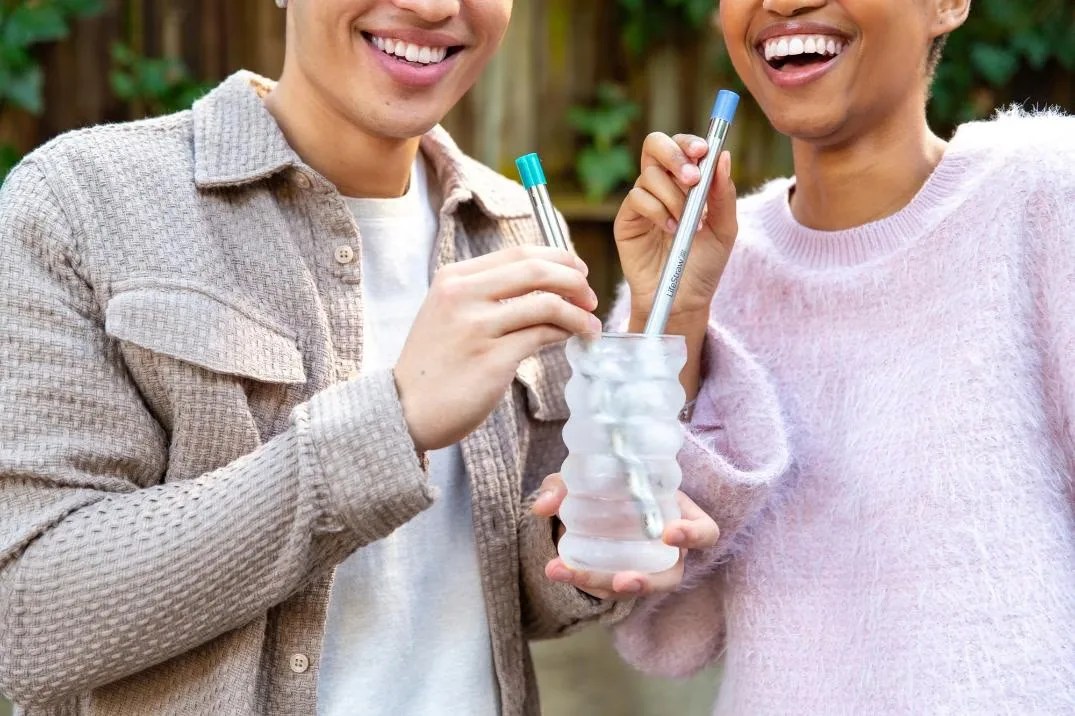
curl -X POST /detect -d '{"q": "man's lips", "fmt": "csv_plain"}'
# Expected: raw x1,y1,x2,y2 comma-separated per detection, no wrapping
358,29,468,89
362,29,465,67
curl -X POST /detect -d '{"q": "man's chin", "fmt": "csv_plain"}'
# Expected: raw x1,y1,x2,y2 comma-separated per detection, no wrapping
358,112,443,141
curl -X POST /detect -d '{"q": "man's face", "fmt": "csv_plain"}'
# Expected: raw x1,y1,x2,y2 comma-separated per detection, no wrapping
719,0,950,146
287,0,512,139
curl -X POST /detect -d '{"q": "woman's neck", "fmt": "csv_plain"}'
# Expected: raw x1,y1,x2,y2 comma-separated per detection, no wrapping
789,109,947,231
264,71,419,199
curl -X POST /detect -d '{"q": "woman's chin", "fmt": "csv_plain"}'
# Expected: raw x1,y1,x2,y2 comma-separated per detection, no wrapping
769,112,848,146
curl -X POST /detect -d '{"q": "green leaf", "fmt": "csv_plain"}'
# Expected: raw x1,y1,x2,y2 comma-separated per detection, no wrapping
683,0,714,27
110,41,136,65
0,64,43,113
3,5,70,48
1057,25,1075,70
970,44,1019,87
0,143,21,184
567,106,603,137
577,145,635,203
56,0,105,17
109,69,136,100
0,41,32,71
175,84,211,111
1012,30,1051,69
136,58,174,98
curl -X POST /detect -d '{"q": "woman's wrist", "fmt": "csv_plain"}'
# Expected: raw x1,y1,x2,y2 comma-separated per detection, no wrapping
627,306,710,336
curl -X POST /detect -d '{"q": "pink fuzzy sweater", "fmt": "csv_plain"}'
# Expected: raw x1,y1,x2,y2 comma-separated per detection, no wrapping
613,110,1075,713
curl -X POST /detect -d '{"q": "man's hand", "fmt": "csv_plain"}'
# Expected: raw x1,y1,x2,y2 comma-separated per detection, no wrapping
395,246,600,453
532,473,720,600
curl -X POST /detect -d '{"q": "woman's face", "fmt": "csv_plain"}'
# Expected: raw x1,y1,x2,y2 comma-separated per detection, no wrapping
286,0,512,139
718,0,965,146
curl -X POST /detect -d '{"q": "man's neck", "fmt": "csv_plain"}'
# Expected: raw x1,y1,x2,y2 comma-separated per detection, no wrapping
788,100,947,231
264,74,419,198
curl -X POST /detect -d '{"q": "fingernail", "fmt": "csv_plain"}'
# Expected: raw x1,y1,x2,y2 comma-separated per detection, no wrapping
691,139,708,153
666,528,686,545
574,257,589,276
681,164,700,183
620,580,643,594
666,218,678,233
535,489,554,504
721,152,731,178
549,566,572,582
588,315,603,333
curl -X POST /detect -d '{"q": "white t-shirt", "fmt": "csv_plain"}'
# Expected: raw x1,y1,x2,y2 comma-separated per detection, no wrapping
316,156,499,716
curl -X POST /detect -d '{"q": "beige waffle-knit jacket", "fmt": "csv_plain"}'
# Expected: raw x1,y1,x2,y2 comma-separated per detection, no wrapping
0,71,624,716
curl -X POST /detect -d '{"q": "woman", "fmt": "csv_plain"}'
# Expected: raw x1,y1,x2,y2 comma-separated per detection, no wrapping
594,0,1075,711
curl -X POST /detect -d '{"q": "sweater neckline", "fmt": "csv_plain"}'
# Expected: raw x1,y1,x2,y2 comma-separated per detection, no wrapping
758,133,974,270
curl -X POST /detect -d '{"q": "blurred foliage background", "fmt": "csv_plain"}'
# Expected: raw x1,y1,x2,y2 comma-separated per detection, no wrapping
0,0,1072,714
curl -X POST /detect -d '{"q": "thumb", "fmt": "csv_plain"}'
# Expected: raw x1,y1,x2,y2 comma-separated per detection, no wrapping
532,473,567,517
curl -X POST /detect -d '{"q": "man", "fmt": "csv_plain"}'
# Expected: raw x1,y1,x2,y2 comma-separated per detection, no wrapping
0,1,717,714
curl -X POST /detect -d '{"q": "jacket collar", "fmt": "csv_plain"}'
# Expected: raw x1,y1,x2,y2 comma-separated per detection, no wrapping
192,71,531,219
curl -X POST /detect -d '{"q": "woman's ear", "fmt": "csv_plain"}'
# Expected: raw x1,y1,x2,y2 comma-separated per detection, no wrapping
932,0,971,38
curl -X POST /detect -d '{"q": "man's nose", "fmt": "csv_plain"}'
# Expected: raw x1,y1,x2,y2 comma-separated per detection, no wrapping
392,0,461,24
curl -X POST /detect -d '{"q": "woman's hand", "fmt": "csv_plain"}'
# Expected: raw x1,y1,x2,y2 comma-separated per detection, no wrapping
532,474,720,600
614,132,738,326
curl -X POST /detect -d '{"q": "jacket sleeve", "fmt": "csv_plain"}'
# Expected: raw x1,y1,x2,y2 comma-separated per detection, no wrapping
0,161,434,706
606,287,791,677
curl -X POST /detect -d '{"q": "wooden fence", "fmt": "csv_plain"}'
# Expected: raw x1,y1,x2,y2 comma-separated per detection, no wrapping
2,0,1071,301
9,0,786,179
3,0,794,302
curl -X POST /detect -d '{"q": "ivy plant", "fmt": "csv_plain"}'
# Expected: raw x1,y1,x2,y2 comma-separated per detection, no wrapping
0,0,104,179
110,42,213,117
929,0,1075,131
617,0,713,56
568,82,640,203
618,0,1072,134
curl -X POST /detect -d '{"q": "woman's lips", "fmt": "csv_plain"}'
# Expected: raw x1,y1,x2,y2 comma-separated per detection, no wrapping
756,35,849,89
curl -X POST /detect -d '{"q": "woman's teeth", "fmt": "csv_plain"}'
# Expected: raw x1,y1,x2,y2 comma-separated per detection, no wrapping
370,35,449,65
763,35,847,63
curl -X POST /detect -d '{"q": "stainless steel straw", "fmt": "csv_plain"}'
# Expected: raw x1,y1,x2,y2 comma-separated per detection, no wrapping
515,154,570,252
515,153,666,540
644,90,739,336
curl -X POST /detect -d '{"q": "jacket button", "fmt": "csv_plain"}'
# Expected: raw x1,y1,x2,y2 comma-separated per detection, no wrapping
289,653,310,673
334,245,356,264
291,171,313,190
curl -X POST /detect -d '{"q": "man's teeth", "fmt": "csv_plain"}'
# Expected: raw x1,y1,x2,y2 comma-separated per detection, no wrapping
370,35,449,64
763,35,846,62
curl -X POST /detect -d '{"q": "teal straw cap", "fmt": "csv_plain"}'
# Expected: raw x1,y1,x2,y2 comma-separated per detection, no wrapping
515,153,547,189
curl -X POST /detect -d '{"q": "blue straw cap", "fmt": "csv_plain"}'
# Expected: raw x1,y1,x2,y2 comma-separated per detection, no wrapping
710,90,740,123
515,153,547,189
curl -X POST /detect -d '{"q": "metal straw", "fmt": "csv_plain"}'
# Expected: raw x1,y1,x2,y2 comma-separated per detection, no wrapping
515,154,571,252
644,90,739,336
515,153,665,539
